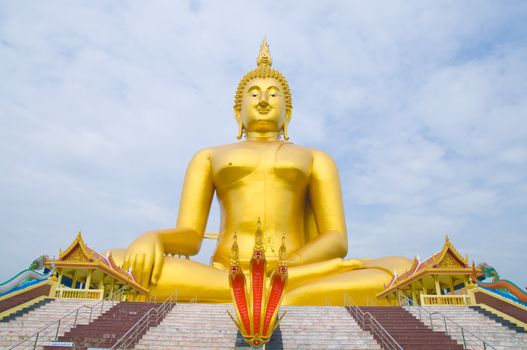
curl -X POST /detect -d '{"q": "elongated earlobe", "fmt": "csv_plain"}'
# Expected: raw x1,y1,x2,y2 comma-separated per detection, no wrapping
236,122,244,140
282,110,292,141
282,122,289,141
235,109,244,140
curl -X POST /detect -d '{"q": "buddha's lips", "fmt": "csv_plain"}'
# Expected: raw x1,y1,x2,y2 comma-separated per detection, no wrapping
256,107,271,114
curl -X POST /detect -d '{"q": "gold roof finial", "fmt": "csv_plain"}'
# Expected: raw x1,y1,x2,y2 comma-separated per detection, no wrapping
256,37,272,68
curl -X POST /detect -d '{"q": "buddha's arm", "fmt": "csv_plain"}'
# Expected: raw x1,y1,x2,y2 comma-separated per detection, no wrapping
289,149,348,265
160,148,215,256
123,149,214,287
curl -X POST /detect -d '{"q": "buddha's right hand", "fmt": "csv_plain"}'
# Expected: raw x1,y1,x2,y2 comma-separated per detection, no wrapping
123,231,164,288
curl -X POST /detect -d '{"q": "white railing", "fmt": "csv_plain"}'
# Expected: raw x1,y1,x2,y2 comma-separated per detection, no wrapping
344,294,403,350
55,287,104,300
9,287,126,350
399,294,496,350
111,290,178,349
420,294,473,306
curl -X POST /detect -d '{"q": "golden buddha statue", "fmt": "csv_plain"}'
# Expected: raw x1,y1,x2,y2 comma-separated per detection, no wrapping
110,39,412,305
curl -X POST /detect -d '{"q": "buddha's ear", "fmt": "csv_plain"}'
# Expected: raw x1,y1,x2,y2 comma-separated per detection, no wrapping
283,109,292,141
234,108,243,140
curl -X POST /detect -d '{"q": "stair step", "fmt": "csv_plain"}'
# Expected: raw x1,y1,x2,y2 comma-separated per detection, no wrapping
42,302,168,350
405,305,527,349
353,306,465,350
134,304,382,349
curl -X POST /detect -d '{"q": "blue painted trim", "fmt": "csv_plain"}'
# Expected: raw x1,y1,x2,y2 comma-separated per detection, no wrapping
0,278,48,298
0,269,47,287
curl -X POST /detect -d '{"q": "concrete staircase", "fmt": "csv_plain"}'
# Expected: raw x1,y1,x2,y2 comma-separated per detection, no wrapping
134,304,382,349
405,306,527,350
359,306,464,350
0,298,112,349
44,302,159,350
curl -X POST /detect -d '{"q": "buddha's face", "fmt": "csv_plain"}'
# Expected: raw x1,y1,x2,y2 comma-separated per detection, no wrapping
238,77,289,134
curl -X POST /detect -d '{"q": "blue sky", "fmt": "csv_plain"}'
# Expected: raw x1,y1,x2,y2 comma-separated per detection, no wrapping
0,1,526,284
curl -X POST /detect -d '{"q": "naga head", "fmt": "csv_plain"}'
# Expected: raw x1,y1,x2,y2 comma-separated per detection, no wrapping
29,255,49,271
479,262,500,280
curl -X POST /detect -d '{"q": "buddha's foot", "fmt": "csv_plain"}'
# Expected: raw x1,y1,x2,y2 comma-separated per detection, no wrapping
283,256,413,306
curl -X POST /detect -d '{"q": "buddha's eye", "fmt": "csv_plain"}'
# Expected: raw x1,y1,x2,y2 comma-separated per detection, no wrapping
252,93,258,97
270,93,276,97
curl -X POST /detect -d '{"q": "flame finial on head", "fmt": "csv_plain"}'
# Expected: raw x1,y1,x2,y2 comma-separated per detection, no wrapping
257,37,272,68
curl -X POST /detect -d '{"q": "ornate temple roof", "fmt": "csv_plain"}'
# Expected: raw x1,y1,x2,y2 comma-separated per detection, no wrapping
377,235,475,298
47,231,148,294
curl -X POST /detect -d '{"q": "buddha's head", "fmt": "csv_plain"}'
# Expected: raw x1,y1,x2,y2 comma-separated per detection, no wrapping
234,39,293,140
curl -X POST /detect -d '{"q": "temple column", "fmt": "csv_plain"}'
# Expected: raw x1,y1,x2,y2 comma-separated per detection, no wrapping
57,269,63,287
411,284,418,306
72,271,78,289
85,269,92,290
420,282,428,305
434,275,441,296
448,277,455,294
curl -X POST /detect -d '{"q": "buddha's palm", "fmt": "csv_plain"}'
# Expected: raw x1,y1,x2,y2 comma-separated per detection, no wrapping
123,232,164,287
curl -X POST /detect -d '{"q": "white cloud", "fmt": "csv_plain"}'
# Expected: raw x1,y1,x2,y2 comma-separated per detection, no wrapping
0,1,526,284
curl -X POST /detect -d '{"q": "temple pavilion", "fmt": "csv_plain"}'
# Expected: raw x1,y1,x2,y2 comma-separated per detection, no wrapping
378,235,482,306
44,232,148,301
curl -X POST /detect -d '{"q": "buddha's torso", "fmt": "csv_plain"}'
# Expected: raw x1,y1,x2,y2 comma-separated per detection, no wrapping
208,140,313,270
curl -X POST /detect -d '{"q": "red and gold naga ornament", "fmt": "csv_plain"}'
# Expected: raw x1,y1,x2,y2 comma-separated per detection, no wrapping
228,219,288,347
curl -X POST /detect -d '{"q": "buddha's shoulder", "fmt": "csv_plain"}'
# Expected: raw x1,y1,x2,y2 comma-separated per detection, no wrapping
189,143,334,161
284,144,336,162
191,143,241,157
188,144,242,161
207,141,317,153
282,144,335,161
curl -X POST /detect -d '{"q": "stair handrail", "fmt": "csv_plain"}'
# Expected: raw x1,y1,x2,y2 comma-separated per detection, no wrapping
9,286,127,350
399,293,497,350
365,296,378,306
428,311,497,350
146,295,157,303
344,293,403,350
367,315,403,350
111,289,178,349
344,293,367,328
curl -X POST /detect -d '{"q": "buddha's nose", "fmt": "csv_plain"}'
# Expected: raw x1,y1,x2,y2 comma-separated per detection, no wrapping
258,100,270,108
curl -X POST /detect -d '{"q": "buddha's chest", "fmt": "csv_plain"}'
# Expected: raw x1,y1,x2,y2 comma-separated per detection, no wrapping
211,144,312,189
